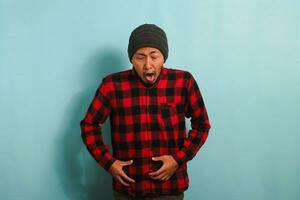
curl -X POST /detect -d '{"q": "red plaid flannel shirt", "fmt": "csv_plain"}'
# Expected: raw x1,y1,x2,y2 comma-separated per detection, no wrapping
80,67,211,197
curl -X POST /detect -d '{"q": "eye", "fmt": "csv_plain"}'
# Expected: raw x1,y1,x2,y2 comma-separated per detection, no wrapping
136,55,145,60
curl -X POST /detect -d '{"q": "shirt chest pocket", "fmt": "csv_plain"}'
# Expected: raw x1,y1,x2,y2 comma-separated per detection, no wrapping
159,102,185,132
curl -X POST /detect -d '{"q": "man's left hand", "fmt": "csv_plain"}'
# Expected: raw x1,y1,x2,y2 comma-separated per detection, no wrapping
149,155,179,181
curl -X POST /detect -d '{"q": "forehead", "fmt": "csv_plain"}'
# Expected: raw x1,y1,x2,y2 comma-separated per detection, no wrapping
135,47,162,55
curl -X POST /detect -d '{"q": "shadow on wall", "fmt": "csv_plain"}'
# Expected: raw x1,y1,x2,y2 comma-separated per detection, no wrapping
55,48,127,200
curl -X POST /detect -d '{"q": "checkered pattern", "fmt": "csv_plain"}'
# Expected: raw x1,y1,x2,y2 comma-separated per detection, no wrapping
80,67,211,197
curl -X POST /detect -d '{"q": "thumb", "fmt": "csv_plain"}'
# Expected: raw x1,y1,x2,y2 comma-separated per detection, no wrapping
122,160,134,166
152,156,164,161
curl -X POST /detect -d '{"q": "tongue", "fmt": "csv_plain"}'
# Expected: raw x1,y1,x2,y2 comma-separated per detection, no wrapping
145,74,155,83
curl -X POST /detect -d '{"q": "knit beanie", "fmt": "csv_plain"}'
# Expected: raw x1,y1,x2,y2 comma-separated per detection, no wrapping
127,24,169,63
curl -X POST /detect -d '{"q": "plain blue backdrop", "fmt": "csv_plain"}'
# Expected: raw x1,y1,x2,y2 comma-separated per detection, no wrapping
0,0,299,199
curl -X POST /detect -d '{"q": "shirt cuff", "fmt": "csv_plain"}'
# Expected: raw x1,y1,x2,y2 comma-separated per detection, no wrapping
100,153,117,172
172,150,187,167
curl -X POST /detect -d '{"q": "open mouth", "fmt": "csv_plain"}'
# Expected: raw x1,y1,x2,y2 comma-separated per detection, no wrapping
144,72,156,83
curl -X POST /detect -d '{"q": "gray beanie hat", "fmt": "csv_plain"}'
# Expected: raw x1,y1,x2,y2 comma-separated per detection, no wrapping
127,24,169,63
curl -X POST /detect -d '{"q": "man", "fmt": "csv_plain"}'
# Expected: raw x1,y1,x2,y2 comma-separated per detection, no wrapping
80,24,211,200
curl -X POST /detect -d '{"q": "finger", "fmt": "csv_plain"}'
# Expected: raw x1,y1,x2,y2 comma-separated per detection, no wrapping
149,167,165,177
121,160,133,166
120,171,135,183
150,172,166,180
113,174,130,186
165,175,171,181
117,176,131,187
152,156,164,162
162,174,170,181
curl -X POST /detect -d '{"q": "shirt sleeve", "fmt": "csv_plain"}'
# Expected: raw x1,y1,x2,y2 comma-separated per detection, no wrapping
172,72,211,167
80,78,116,171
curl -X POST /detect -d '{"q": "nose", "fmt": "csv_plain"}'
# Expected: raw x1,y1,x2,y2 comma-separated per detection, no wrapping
144,57,152,70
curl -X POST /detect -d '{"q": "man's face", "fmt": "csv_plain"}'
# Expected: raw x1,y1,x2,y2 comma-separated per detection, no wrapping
132,47,164,85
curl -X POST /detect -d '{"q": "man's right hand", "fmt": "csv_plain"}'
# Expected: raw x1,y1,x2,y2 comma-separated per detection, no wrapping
108,159,135,187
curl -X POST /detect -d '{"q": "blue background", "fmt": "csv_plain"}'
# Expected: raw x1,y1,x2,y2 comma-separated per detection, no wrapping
1,0,299,199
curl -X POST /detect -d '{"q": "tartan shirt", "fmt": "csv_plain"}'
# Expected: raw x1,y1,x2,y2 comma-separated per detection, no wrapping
80,67,211,197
